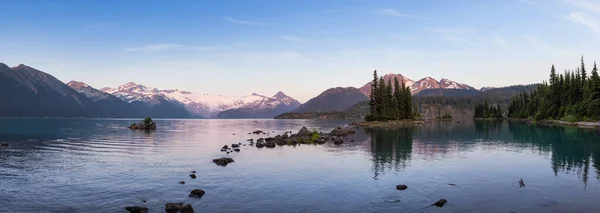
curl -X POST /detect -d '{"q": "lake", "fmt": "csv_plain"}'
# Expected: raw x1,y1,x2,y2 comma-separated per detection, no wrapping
1,119,600,213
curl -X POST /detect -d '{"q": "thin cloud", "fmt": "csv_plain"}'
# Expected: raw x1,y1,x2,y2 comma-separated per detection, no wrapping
125,44,181,52
565,12,600,35
224,16,272,26
285,9,344,17
376,9,426,19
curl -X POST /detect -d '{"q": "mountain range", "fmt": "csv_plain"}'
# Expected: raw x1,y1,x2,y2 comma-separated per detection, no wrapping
0,63,513,118
358,74,476,97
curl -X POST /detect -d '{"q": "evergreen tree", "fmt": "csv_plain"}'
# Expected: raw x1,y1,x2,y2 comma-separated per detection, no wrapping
393,77,404,119
387,79,398,119
368,70,379,120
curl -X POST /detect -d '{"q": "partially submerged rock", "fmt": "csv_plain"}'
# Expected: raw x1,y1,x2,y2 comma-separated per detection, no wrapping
189,174,197,179
180,204,195,213
165,203,183,213
213,157,234,166
128,118,157,130
189,189,206,198
125,206,148,213
252,130,264,134
231,144,240,148
297,126,310,136
396,184,408,190
179,181,185,184
433,199,447,207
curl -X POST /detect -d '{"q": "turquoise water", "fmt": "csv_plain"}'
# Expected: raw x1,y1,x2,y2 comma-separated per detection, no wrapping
1,119,600,213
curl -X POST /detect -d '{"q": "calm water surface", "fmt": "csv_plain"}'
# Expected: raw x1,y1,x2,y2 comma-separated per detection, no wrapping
1,119,600,213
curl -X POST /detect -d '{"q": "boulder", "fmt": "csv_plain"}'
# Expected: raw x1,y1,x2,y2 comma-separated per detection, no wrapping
213,157,234,166
125,206,148,213
189,174,197,179
233,148,240,152
298,126,310,136
396,185,408,190
330,126,355,137
265,141,276,148
180,204,195,213
189,189,206,198
231,144,240,148
255,143,265,148
165,203,183,213
265,137,275,142
433,199,447,207
257,138,265,142
333,139,344,145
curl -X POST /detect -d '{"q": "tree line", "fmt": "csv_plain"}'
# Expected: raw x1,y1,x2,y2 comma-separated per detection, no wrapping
508,57,600,121
474,101,502,119
366,70,417,121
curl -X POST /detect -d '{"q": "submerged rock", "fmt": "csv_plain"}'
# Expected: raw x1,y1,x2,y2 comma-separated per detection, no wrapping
189,189,206,198
179,181,185,184
125,206,148,213
396,185,408,190
213,157,234,166
165,203,183,213
433,199,447,207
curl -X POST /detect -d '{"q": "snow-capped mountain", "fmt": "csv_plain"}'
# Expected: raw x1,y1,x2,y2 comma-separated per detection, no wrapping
359,74,476,96
358,74,415,98
439,78,476,90
101,82,300,118
411,77,441,94
67,81,115,101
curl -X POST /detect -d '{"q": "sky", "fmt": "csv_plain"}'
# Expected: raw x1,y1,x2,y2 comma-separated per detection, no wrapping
2,0,600,102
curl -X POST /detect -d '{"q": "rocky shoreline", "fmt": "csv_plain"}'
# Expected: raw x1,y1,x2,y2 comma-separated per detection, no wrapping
513,118,600,130
350,120,426,129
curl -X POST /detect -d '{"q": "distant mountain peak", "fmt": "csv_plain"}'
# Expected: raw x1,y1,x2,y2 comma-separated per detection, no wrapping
273,91,288,98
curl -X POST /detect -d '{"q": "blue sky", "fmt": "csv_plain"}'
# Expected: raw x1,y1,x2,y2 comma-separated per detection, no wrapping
2,0,600,102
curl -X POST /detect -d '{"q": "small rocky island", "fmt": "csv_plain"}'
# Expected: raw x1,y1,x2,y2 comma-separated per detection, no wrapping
128,117,157,130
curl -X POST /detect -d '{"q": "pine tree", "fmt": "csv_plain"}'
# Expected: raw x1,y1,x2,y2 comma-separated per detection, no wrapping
404,85,413,119
387,79,398,119
368,70,379,119
393,77,404,119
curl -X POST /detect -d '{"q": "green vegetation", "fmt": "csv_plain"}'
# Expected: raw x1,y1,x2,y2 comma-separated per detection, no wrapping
309,129,320,143
509,57,600,121
366,70,417,121
143,117,153,126
474,101,503,119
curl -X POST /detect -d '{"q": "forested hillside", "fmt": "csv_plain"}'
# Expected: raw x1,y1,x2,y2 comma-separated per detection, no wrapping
509,57,600,121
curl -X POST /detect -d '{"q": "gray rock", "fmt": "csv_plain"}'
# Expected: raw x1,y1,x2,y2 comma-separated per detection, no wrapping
180,204,195,213
189,189,206,198
433,199,447,207
396,185,408,190
165,203,183,213
298,126,310,136
213,157,234,166
125,206,148,213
